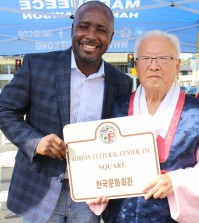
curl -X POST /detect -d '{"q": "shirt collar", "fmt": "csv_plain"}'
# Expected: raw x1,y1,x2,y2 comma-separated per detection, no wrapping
71,50,77,69
134,81,180,139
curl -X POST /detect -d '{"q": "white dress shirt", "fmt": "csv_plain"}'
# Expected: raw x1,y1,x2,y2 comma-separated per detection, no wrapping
70,51,105,124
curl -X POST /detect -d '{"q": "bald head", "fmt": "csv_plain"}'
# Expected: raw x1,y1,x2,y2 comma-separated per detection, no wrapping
73,1,114,29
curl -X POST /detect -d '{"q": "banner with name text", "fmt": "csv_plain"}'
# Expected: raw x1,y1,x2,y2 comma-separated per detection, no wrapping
0,0,199,55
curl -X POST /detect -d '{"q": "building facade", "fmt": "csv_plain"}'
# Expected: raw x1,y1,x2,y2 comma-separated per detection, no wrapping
0,54,199,94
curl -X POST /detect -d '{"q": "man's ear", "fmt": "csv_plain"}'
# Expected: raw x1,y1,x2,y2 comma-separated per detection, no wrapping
110,32,114,43
71,24,74,37
134,61,138,72
134,60,137,67
175,58,181,76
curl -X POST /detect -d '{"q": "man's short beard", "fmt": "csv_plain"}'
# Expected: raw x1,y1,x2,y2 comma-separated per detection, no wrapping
81,56,98,63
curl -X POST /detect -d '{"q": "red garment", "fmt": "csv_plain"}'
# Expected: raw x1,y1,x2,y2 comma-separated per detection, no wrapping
128,90,185,164
196,92,199,99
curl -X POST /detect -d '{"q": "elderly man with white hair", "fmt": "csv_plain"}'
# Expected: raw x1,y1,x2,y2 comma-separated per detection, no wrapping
89,30,199,223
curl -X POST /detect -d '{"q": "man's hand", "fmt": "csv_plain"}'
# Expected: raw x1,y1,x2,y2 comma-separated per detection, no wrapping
36,134,68,160
143,173,173,200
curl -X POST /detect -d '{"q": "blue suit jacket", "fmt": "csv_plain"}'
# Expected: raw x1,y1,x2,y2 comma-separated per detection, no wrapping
0,48,132,222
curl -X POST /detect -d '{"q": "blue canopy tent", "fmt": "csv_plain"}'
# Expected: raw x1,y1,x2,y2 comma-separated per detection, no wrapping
0,0,199,55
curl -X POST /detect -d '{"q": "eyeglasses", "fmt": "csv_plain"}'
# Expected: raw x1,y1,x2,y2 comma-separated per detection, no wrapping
135,56,177,66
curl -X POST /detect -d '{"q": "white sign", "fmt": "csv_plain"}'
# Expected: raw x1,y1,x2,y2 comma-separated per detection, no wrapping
63,116,160,202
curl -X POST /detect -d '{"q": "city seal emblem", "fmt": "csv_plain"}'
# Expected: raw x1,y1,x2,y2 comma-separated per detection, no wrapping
99,124,117,144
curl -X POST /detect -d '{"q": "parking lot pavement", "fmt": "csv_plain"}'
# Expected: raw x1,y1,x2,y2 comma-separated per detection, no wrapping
1,167,23,223
1,144,105,223
0,143,22,223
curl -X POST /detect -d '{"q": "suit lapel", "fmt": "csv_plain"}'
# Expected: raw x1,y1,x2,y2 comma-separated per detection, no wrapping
54,48,71,127
54,54,118,125
102,62,118,119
